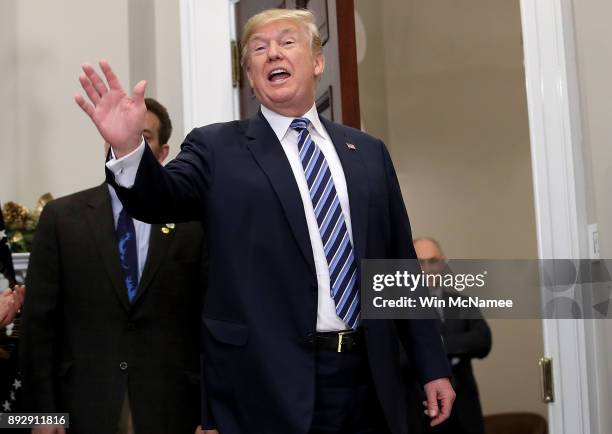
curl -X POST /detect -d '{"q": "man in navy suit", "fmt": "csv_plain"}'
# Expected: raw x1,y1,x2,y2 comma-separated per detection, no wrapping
75,8,455,434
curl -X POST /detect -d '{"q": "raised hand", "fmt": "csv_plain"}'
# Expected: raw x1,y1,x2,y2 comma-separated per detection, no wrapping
75,60,147,158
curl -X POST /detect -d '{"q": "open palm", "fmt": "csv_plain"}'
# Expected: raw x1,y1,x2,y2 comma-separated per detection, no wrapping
75,60,146,158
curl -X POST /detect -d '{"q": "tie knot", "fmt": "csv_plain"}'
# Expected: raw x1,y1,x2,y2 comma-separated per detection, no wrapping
290,117,310,132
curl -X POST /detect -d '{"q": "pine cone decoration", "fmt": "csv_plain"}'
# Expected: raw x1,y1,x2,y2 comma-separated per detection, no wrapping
2,202,30,231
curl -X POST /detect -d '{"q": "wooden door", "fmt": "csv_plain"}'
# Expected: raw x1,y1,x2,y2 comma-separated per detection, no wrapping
235,0,361,128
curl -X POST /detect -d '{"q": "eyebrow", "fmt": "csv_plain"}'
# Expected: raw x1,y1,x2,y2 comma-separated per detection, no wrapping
250,28,298,43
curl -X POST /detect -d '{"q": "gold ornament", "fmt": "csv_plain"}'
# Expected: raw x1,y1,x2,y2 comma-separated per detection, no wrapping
2,202,29,231
10,231,24,244
1,193,53,252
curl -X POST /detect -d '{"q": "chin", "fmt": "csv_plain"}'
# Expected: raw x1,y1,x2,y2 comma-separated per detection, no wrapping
266,94,297,108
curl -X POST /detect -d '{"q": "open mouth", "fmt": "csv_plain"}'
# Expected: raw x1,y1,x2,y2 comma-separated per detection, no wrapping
268,68,291,82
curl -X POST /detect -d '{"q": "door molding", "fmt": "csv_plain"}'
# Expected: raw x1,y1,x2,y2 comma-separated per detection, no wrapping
179,0,239,137
520,0,594,433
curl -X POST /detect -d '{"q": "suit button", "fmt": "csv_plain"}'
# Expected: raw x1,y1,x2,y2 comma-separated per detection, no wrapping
119,362,128,371
127,322,136,331
305,332,315,344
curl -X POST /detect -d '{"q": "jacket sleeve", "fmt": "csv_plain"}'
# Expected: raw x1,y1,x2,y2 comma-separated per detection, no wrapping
19,203,61,412
379,140,452,385
106,128,213,224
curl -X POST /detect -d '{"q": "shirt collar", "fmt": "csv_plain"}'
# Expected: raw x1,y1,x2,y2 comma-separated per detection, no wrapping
107,184,122,217
260,103,325,142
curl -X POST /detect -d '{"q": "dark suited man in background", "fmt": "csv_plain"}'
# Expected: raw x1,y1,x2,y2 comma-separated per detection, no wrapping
20,98,206,434
413,238,492,434
75,9,454,434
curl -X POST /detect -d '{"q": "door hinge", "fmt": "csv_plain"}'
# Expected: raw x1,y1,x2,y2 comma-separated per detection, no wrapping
539,357,555,403
231,40,241,88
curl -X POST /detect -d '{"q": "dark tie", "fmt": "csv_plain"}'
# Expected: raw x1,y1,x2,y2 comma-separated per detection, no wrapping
290,118,360,329
117,207,138,302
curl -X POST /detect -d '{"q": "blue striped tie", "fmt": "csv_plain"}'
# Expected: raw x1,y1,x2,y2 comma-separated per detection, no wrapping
291,118,360,329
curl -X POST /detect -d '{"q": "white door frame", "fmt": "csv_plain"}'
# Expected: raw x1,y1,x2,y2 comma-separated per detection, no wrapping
520,0,602,433
179,0,239,136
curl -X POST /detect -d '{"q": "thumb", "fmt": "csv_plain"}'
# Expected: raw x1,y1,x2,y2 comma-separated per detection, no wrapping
132,80,147,103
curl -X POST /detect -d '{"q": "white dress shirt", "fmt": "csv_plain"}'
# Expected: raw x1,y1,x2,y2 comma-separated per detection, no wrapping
106,143,145,188
261,104,353,331
106,103,354,331
108,184,151,282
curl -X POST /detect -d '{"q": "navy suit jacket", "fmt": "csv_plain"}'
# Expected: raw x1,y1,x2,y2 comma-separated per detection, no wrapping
107,111,451,434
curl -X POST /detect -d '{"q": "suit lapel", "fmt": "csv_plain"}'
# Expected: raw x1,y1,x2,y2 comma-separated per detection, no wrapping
320,117,370,263
85,184,131,311
132,223,175,305
244,112,316,275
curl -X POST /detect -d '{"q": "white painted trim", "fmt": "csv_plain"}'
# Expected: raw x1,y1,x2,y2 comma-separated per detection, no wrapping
520,0,593,433
179,0,238,138
229,0,241,121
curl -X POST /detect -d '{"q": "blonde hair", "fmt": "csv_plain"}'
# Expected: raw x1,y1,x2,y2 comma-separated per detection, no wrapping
240,8,323,67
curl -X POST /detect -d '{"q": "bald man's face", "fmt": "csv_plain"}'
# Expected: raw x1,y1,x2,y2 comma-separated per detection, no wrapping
414,239,446,275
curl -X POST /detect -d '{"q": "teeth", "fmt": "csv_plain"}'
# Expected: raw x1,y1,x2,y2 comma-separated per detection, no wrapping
269,68,288,76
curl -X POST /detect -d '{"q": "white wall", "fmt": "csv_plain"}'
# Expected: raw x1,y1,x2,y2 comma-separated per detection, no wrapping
154,0,185,159
0,0,184,206
4,0,130,206
0,0,19,205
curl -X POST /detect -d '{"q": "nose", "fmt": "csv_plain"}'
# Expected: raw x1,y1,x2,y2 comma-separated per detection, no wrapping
267,41,283,61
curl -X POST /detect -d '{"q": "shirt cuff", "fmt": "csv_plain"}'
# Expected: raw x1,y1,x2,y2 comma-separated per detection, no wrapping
105,139,145,188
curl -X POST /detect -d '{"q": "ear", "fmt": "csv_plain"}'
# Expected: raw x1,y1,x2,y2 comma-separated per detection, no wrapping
313,53,325,80
157,144,170,164
246,64,255,88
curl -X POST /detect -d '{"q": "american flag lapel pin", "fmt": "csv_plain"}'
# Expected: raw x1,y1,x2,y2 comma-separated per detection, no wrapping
346,142,357,151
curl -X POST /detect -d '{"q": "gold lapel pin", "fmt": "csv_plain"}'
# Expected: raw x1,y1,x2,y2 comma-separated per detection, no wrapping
161,223,175,235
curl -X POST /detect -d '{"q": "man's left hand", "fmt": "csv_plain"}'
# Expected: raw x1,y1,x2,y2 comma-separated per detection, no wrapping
422,378,455,427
